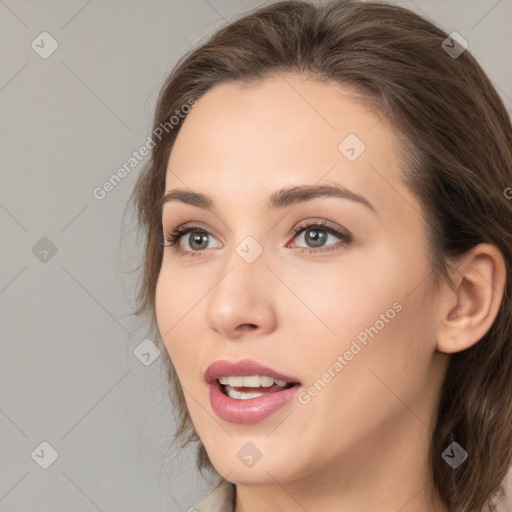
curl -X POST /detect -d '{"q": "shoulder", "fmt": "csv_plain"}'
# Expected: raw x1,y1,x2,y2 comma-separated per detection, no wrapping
192,479,236,512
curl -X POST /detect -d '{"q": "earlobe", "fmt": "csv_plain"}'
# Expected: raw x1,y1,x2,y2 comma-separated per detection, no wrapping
436,243,507,354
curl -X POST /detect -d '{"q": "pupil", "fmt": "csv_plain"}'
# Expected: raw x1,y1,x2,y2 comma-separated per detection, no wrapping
190,231,208,250
306,229,326,247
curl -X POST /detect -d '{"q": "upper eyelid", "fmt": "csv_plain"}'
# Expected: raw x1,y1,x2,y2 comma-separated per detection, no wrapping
164,219,347,235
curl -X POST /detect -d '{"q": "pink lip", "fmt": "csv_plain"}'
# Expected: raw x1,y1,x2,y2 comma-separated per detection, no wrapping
205,359,302,424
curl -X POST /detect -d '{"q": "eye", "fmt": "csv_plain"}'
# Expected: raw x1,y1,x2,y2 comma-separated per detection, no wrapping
288,219,352,253
161,219,352,257
161,223,221,256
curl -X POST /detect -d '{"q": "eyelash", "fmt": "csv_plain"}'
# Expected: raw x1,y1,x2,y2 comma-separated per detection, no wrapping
161,219,352,258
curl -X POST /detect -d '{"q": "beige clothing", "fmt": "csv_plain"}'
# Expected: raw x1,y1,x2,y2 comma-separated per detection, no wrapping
193,479,236,512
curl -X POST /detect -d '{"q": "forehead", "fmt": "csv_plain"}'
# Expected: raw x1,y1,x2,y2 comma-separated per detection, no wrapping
165,75,411,217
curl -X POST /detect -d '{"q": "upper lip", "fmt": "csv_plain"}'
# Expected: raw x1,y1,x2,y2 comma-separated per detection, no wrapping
205,359,301,385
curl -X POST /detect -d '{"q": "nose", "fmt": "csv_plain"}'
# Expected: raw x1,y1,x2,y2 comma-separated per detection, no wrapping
205,250,277,339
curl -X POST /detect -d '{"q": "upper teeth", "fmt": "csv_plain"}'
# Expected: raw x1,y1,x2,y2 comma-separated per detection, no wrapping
218,375,288,387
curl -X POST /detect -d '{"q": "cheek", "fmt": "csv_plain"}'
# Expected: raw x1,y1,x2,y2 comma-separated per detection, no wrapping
154,269,203,372
284,242,434,385
291,293,435,455
154,233,432,378
280,245,408,343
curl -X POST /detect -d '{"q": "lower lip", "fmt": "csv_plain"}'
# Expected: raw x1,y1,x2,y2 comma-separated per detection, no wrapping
208,382,301,424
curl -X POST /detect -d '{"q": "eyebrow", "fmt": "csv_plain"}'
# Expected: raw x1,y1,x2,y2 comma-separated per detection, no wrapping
161,183,376,214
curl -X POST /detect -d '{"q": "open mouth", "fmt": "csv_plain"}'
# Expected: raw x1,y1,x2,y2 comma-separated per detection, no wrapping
217,376,300,400
208,368,303,423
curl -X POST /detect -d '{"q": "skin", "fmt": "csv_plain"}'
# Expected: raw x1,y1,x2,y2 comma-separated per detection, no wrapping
155,74,506,512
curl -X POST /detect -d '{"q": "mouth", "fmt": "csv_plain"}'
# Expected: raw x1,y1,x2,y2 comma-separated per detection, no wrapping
205,359,302,423
216,375,300,400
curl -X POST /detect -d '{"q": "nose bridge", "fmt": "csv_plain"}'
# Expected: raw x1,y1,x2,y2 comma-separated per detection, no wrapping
205,233,275,336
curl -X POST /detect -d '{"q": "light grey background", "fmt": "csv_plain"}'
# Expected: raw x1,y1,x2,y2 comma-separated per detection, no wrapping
1,0,511,511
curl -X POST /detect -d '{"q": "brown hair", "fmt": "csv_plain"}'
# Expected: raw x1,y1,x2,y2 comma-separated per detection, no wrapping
125,1,512,510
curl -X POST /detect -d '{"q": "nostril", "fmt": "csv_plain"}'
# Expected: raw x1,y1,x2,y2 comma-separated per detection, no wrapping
239,324,258,332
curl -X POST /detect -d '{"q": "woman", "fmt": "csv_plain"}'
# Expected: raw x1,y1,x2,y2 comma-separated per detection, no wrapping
126,1,512,510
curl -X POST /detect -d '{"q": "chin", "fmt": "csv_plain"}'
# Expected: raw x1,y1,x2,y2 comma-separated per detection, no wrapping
218,466,281,486
210,452,303,486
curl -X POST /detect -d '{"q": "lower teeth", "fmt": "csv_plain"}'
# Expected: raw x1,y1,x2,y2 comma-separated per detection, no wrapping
221,383,296,400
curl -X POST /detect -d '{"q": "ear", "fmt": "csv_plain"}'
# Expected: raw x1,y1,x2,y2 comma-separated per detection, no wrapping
436,243,507,354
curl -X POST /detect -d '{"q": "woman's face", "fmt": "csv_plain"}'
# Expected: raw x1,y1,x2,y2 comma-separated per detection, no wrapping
155,75,450,486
